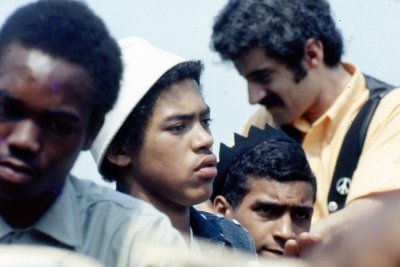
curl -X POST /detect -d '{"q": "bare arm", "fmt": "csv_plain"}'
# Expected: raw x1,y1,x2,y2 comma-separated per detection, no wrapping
284,191,396,258
310,192,388,242
306,190,400,267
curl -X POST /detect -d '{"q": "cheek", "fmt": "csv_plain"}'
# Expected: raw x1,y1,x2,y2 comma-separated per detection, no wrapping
138,144,185,182
234,210,264,237
44,142,81,171
140,145,174,169
293,221,312,235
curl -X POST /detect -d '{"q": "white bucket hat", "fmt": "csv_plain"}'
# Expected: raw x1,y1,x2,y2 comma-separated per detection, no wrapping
90,36,186,169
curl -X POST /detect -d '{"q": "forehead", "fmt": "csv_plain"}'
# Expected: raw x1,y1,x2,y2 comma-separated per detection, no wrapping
234,47,281,77
154,79,206,111
0,43,92,110
243,177,314,205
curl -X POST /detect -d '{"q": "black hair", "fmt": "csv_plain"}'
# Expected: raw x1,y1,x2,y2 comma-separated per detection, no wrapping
218,137,316,208
101,60,204,181
0,0,122,118
211,0,343,82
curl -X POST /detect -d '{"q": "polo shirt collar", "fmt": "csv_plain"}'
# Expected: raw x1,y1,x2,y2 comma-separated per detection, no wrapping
34,176,82,248
189,207,226,243
293,63,364,133
0,213,12,239
0,176,81,248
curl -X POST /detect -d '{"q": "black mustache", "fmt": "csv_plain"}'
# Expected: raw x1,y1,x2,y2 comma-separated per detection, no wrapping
259,93,284,109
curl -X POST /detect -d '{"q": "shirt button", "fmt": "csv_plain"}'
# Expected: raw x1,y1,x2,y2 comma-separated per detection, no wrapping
328,201,338,213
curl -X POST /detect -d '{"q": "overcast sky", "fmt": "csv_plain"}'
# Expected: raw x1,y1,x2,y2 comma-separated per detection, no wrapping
1,0,400,187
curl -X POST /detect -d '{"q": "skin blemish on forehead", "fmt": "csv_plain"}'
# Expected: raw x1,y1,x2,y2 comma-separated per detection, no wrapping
50,82,60,93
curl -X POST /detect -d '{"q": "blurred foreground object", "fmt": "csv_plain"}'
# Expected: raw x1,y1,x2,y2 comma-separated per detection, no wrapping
0,245,104,267
143,237,311,267
307,191,400,267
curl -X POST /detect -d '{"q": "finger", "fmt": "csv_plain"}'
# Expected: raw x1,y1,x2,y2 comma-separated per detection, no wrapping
297,232,322,256
283,239,299,257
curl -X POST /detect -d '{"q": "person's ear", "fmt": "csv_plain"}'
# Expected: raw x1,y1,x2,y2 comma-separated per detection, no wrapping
105,141,132,167
303,38,324,69
213,196,234,217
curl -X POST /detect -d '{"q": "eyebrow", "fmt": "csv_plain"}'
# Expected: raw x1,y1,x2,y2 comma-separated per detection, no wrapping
164,105,210,122
43,110,81,124
245,68,272,80
0,90,23,104
0,89,81,123
253,199,314,213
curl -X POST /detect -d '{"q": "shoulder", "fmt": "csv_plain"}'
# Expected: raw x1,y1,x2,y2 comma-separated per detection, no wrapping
367,86,400,132
242,106,274,136
198,211,256,254
64,176,184,266
201,211,249,238
199,211,243,229
67,175,165,220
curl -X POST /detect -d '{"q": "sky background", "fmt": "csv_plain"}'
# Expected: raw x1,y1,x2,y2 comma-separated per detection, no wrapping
1,0,400,187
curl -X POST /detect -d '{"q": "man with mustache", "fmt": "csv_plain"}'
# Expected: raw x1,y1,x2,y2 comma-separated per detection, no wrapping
0,1,185,266
211,0,400,253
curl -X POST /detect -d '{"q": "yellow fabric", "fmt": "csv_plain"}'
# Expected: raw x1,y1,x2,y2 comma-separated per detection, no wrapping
242,63,400,221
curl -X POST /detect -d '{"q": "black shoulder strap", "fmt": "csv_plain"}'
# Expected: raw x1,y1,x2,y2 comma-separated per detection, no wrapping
327,74,395,213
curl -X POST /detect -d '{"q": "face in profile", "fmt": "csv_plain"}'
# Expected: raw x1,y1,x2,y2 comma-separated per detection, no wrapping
132,78,217,207
215,177,314,258
234,47,320,125
0,43,94,201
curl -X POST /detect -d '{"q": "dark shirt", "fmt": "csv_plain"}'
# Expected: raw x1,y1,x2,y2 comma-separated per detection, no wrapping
190,207,256,255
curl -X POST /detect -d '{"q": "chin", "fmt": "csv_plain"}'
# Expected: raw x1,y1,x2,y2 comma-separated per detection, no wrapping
188,190,212,206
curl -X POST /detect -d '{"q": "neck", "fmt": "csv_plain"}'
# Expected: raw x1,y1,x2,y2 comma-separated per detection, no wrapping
304,63,352,124
117,180,191,235
0,189,60,228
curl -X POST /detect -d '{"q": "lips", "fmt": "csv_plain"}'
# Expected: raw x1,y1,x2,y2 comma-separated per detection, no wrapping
0,159,34,185
260,247,284,258
194,154,218,180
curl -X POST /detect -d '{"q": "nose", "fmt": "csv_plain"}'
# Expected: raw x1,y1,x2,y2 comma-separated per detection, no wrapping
191,124,214,152
7,119,41,156
272,214,296,247
248,82,267,105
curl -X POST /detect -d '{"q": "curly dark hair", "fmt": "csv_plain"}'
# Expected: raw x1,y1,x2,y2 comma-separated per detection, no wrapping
0,0,122,118
101,60,204,181
218,137,316,208
211,0,343,81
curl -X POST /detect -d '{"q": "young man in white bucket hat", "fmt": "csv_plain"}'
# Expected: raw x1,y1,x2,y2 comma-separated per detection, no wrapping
91,36,256,255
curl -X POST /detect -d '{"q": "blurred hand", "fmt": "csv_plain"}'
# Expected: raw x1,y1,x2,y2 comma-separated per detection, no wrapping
283,232,322,258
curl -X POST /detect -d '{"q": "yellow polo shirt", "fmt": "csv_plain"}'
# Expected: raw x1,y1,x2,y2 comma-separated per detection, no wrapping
242,63,400,221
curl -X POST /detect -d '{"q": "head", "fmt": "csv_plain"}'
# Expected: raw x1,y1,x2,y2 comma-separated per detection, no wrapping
211,0,344,125
0,0,122,201
212,125,316,257
92,37,216,208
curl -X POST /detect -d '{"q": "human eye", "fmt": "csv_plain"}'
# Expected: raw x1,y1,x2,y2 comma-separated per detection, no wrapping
250,72,271,86
166,123,186,134
255,206,272,217
0,99,25,121
39,112,80,136
292,208,312,222
201,117,212,128
258,74,271,85
41,120,78,135
254,204,281,219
